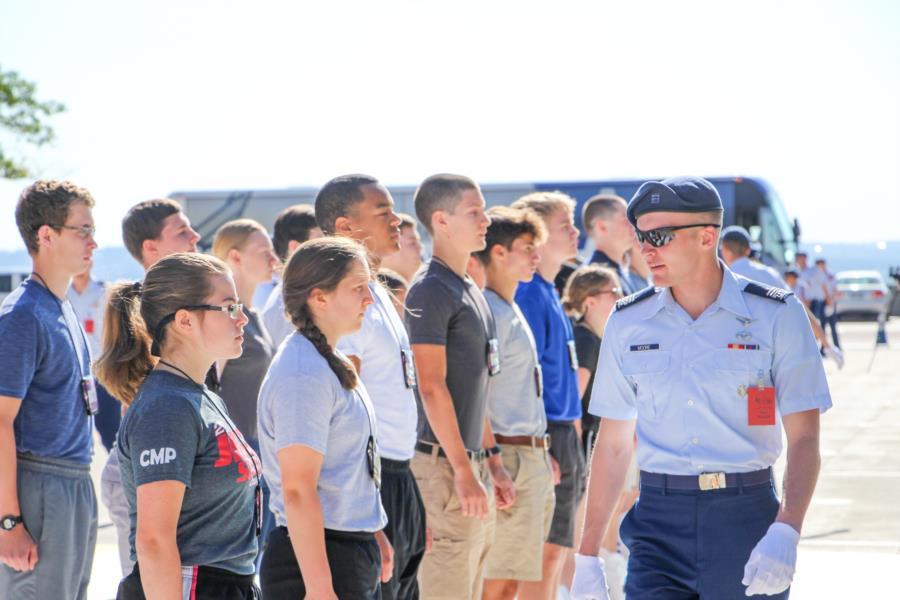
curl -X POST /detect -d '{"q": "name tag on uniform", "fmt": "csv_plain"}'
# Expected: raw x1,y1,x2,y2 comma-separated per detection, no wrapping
629,344,660,351
81,375,99,416
366,435,382,489
487,338,501,376
567,340,579,371
748,386,776,426
400,349,417,388
534,365,543,398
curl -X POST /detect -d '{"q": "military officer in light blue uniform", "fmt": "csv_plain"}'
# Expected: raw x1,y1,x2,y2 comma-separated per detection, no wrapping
719,225,789,289
572,176,831,599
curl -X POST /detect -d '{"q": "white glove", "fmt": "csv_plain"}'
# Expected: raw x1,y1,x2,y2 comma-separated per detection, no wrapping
571,553,611,600
742,522,800,596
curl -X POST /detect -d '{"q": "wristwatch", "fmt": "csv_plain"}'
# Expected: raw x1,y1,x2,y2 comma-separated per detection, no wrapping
1,515,22,531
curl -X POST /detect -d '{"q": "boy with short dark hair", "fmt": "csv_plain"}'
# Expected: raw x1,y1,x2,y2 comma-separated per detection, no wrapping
121,198,200,269
0,180,99,600
475,207,557,600
313,174,427,600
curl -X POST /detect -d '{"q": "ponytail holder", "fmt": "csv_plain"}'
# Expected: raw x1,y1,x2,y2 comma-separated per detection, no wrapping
132,281,143,296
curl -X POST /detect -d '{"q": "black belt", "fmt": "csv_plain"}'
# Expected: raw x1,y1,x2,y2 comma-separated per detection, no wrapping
380,457,411,473
640,467,773,491
415,441,487,462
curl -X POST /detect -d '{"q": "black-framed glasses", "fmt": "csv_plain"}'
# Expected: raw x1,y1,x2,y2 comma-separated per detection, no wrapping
151,303,243,356
180,303,245,319
635,224,721,248
59,224,97,239
155,303,244,335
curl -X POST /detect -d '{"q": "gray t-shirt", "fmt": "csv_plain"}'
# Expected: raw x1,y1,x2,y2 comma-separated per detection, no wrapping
405,259,494,451
257,333,388,532
219,309,275,440
484,289,547,437
117,370,261,575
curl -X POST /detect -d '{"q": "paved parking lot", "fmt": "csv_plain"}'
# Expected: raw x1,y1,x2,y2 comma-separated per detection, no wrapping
86,320,900,599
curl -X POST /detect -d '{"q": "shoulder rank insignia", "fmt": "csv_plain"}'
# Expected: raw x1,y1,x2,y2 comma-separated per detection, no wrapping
615,286,657,311
742,281,792,303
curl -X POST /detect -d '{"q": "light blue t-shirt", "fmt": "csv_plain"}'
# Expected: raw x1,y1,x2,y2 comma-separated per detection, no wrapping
257,333,387,532
0,280,94,464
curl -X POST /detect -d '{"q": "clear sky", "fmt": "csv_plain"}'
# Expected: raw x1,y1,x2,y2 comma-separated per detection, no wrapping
1,0,898,251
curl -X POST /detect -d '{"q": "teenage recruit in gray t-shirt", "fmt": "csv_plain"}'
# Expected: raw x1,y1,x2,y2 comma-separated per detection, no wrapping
483,289,547,438
117,371,262,575
405,259,495,451
257,333,387,533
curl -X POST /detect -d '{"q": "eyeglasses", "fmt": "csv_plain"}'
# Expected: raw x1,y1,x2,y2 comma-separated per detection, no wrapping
59,224,97,239
179,303,245,319
155,302,243,335
634,223,721,248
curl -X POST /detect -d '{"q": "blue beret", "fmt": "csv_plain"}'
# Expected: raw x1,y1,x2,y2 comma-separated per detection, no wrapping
626,176,723,226
721,225,751,246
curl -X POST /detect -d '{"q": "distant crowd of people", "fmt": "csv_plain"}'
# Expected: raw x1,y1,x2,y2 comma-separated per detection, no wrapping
1,175,832,600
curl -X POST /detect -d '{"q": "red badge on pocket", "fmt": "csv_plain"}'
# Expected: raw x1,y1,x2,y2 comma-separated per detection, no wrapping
748,387,776,426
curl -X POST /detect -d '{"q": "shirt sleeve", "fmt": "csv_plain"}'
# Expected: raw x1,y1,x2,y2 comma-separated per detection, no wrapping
127,399,204,488
587,315,638,420
270,374,335,456
515,285,549,361
0,308,40,399
405,279,456,346
772,296,833,416
261,294,294,349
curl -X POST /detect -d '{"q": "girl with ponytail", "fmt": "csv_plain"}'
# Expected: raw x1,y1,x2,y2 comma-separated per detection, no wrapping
257,237,391,600
96,252,262,599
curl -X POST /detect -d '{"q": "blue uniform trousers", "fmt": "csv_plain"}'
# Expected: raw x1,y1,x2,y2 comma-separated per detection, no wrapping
620,479,789,599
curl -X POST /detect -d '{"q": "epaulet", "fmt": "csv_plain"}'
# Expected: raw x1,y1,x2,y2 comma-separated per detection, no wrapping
614,286,658,311
742,281,792,303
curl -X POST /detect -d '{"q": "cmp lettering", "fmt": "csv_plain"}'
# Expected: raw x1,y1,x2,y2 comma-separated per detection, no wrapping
140,447,177,467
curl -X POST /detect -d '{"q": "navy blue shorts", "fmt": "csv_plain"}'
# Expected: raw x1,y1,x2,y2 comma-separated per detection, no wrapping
621,479,789,599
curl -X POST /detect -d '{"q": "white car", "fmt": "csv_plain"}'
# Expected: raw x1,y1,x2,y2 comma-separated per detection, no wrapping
835,270,891,319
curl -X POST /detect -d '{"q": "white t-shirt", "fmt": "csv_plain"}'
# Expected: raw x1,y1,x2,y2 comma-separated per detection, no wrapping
260,282,294,350
66,278,107,359
252,278,278,312
337,282,418,461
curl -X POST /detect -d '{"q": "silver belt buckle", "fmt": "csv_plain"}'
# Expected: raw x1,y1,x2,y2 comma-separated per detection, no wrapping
698,472,727,491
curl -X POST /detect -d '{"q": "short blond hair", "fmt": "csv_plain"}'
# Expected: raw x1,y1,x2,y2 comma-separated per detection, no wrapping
511,191,576,220
212,218,268,261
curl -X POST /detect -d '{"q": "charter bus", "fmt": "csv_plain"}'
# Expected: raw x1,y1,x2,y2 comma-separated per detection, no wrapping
172,176,800,270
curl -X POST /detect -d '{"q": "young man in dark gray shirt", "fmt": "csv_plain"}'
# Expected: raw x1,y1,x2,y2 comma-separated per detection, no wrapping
406,174,515,600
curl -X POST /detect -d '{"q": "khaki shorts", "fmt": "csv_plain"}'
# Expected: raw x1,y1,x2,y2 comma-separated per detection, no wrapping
411,450,496,600
485,444,555,581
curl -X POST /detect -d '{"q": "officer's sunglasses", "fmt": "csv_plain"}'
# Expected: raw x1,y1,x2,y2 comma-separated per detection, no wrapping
634,223,721,248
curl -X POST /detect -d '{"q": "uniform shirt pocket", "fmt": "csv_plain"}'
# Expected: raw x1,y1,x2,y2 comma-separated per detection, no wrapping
621,351,671,419
713,349,773,382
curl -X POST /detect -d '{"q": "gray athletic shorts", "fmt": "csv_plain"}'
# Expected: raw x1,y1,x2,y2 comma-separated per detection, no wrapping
0,453,97,600
546,421,586,548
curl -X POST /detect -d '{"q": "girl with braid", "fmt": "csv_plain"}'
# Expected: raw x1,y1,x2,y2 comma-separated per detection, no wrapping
96,252,262,599
257,237,392,600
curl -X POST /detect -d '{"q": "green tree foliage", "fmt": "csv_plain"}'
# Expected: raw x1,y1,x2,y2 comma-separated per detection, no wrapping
0,67,65,179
